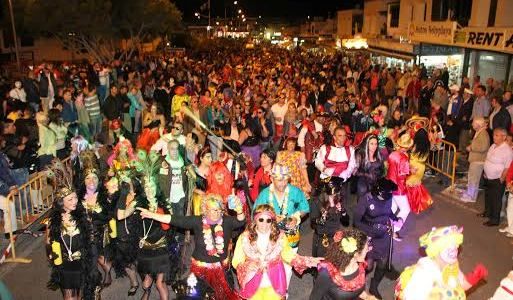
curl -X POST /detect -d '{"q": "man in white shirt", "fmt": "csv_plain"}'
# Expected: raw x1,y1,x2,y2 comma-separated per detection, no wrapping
151,121,186,156
315,127,356,196
481,128,513,226
270,92,288,144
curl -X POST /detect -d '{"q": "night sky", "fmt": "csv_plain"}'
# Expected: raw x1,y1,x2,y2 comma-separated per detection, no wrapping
175,0,363,22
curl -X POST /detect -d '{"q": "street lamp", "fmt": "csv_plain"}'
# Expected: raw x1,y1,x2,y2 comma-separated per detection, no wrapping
233,1,238,4
238,9,242,14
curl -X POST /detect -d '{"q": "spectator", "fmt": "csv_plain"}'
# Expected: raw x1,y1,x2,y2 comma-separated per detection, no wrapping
480,128,513,226
461,118,490,203
489,96,511,136
61,89,78,125
471,85,490,120
457,88,475,155
83,84,102,139
21,72,40,113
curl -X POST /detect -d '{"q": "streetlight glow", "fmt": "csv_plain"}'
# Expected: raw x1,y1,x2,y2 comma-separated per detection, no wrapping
238,9,242,14
233,1,237,4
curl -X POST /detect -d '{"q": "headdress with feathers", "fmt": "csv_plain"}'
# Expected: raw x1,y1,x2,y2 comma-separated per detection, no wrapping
133,149,161,209
46,159,74,200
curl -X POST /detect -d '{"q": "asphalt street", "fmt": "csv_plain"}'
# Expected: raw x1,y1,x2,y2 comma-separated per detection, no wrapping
1,178,512,300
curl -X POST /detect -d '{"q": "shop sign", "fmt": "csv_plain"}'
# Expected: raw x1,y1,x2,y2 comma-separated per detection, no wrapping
408,22,456,45
455,28,513,54
367,38,415,53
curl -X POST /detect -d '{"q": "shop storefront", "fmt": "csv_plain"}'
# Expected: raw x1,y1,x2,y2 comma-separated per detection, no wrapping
454,28,513,86
415,44,465,85
366,38,416,70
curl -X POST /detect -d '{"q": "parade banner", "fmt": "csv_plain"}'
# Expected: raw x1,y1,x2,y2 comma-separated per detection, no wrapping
408,21,456,45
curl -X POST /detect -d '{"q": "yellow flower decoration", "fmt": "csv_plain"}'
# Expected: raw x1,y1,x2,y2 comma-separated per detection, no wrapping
340,237,357,254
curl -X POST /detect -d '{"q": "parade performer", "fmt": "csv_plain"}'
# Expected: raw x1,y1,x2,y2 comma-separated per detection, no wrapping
277,137,312,198
395,226,488,300
309,228,370,300
298,111,326,186
78,168,114,288
355,135,384,198
310,179,350,257
250,149,275,201
46,164,101,300
254,164,310,287
207,161,234,206
315,126,356,198
112,177,142,296
135,150,171,300
406,127,433,214
138,194,246,300
386,133,412,238
354,177,401,299
232,204,322,300
107,137,135,175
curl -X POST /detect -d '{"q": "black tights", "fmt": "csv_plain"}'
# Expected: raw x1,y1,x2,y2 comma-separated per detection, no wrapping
367,258,387,286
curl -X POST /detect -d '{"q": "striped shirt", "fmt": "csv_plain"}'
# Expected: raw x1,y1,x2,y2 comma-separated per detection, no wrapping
84,95,101,118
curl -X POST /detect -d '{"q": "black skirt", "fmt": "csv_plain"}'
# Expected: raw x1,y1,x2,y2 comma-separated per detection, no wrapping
137,247,170,277
58,260,83,290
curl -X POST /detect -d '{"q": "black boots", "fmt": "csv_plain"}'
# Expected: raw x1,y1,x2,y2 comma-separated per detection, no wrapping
369,261,387,300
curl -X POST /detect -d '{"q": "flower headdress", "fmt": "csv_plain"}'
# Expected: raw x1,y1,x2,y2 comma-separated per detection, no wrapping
333,231,358,254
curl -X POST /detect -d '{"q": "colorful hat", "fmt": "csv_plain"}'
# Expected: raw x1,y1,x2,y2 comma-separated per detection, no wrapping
405,115,429,131
419,225,463,257
270,164,291,180
396,133,414,149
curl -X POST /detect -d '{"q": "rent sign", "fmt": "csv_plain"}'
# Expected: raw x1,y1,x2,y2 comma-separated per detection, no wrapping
455,28,513,53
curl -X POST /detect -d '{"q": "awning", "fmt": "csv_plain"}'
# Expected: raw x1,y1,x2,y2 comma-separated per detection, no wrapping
367,47,416,61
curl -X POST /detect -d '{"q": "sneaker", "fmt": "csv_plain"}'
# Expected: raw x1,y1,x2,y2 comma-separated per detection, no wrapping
507,233,513,238
499,227,509,233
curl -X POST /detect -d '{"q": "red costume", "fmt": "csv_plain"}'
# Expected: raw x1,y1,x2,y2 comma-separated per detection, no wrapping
386,151,410,196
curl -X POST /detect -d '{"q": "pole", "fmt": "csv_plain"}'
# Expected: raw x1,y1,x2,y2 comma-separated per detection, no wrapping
208,0,211,38
7,0,21,72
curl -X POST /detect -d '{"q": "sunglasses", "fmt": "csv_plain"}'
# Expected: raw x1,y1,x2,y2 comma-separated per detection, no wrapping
257,111,263,114
173,126,182,130
258,218,272,223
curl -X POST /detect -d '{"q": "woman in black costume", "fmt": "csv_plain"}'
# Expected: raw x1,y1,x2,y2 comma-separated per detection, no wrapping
310,179,350,257
78,168,114,288
355,135,384,198
46,170,100,300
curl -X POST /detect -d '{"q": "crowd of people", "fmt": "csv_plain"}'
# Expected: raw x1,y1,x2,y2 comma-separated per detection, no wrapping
3,39,512,299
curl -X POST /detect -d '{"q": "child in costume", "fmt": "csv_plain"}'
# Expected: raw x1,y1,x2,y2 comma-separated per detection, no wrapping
395,225,488,300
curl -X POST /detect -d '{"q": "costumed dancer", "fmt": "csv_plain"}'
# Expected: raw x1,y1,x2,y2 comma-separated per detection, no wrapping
135,149,171,300
395,226,488,300
254,164,310,288
309,228,370,300
232,204,322,300
107,137,136,175
355,135,384,198
112,176,142,296
276,137,312,198
386,133,412,240
354,177,401,299
46,162,101,300
137,104,165,152
405,123,432,214
310,179,350,258
79,167,114,289
315,126,356,202
138,194,246,300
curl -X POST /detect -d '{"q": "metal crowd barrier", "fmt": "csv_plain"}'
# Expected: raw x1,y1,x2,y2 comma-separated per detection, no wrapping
427,140,457,191
2,157,72,264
